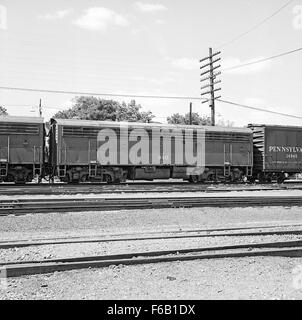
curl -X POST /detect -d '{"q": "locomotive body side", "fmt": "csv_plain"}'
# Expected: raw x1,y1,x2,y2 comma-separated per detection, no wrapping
49,118,253,183
0,116,44,183
203,128,253,182
49,118,100,182
248,124,302,182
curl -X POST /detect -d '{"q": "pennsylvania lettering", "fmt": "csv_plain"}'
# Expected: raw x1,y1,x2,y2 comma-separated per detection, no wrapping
268,146,302,153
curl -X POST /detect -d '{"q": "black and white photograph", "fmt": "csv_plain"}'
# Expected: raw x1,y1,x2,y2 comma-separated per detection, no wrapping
0,0,302,304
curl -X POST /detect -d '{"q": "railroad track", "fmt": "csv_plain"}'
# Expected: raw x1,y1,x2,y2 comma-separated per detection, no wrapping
2,239,302,277
1,181,302,195
1,195,302,215
1,223,302,249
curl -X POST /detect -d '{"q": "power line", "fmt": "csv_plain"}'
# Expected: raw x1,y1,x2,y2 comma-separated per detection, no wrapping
222,47,302,72
0,86,208,101
217,99,302,120
2,94,302,121
216,0,294,49
1,86,302,120
1,104,63,110
3,47,301,87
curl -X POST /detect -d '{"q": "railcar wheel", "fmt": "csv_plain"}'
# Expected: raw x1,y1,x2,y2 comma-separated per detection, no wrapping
189,175,199,184
26,173,33,182
257,173,266,183
206,174,215,182
103,174,113,184
265,174,272,183
277,173,285,184
248,176,256,183
226,173,235,183
6,174,15,183
80,174,89,183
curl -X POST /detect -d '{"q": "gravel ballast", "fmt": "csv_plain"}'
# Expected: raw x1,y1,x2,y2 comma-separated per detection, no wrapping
1,257,302,300
1,205,302,299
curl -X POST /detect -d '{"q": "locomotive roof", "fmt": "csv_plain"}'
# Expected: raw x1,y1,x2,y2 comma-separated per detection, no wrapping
52,118,252,134
0,116,44,124
248,123,302,130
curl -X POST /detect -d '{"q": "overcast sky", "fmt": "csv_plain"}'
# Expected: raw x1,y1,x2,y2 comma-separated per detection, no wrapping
0,0,301,126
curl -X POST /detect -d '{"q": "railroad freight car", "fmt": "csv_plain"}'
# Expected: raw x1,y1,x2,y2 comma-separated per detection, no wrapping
0,116,45,183
248,124,302,183
49,118,253,183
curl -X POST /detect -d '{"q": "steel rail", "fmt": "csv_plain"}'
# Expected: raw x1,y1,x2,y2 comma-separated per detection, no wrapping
2,239,302,277
1,225,302,249
1,182,302,196
1,195,302,215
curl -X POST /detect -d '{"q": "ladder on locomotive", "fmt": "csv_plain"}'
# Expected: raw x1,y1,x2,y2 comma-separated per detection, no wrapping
88,140,98,178
89,162,97,177
33,146,42,177
224,143,232,177
246,166,253,176
0,162,8,177
58,147,67,177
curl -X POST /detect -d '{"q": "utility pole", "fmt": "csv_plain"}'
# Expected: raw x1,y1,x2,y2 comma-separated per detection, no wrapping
39,99,42,118
189,102,192,125
200,48,222,126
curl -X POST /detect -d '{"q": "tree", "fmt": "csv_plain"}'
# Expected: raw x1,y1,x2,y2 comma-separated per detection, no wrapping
167,112,212,125
117,100,154,123
166,113,186,125
0,106,8,116
53,96,155,123
167,112,234,127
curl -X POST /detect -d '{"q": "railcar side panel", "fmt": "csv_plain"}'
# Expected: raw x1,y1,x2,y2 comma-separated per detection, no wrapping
0,121,44,164
50,118,253,182
54,122,253,168
265,126,302,172
0,117,45,182
249,124,302,173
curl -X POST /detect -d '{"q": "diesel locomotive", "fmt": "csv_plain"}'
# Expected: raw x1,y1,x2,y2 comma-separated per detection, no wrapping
0,116,301,184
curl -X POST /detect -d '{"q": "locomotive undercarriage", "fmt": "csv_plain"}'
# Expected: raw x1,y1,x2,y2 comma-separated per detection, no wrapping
252,171,287,184
0,164,291,184
187,166,251,183
0,164,42,183
56,166,127,184
55,165,253,184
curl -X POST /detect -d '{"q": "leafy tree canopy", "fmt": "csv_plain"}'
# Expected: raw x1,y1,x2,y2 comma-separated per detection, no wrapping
167,112,211,125
0,106,8,116
53,96,155,123
167,112,234,127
